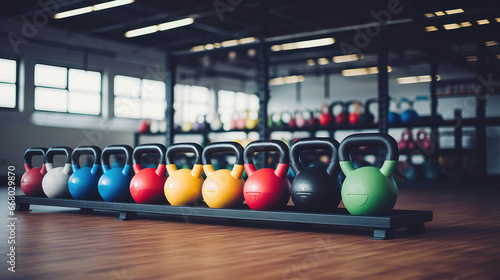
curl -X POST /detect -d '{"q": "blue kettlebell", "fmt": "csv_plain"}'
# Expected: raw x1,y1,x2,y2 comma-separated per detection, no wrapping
98,145,135,202
388,97,401,125
68,146,102,200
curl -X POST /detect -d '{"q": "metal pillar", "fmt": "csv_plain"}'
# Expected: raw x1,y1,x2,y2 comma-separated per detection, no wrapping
377,30,389,135
476,43,488,182
165,53,176,147
429,58,440,151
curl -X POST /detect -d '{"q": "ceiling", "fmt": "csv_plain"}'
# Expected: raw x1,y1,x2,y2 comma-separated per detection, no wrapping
2,0,499,75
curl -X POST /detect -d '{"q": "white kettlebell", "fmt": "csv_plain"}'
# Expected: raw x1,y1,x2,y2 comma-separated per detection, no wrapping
42,146,73,199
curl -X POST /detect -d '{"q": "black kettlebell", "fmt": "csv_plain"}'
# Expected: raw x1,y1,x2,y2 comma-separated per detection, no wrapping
290,137,341,212
359,98,377,125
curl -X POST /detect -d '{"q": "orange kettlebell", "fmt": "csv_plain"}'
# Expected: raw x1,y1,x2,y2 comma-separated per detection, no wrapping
164,143,204,206
202,142,245,208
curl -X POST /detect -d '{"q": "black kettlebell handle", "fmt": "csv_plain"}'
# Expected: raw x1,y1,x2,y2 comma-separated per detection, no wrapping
244,140,289,165
24,147,48,169
290,138,340,177
330,101,346,114
166,143,203,165
101,145,133,167
202,142,244,166
132,144,167,165
45,146,73,164
72,146,102,166
338,133,399,162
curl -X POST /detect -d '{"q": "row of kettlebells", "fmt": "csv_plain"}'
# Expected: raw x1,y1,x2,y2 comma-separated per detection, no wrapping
21,133,400,215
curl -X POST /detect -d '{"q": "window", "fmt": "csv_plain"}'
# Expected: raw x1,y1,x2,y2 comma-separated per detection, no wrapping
218,90,259,130
174,84,211,124
34,64,101,115
114,75,166,120
0,58,17,108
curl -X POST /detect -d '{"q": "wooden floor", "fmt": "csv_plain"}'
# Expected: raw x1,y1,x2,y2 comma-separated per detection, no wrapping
1,187,500,280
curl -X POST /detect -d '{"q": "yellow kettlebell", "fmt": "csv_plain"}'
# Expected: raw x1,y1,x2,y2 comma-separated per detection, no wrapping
202,141,245,208
164,143,204,206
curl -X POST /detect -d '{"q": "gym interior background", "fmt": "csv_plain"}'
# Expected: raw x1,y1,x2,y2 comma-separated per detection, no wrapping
1,0,499,279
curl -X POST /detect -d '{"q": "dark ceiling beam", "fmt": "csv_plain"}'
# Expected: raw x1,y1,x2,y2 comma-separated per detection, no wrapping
2,0,89,21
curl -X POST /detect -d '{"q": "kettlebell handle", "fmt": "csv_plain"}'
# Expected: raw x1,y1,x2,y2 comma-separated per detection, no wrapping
71,146,102,174
416,129,428,141
132,144,167,174
24,147,48,172
202,141,244,179
45,146,73,164
101,145,133,174
243,140,289,179
166,143,203,178
364,98,377,113
330,101,345,113
402,129,414,141
338,133,399,177
290,138,340,177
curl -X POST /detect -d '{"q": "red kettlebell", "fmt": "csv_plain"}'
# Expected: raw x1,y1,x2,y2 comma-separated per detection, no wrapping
348,100,362,125
318,103,333,126
21,147,48,197
331,101,348,125
130,144,168,204
305,110,316,127
243,140,291,210
416,129,433,151
398,129,416,151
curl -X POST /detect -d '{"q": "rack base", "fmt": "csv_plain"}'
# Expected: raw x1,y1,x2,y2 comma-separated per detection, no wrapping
15,196,432,240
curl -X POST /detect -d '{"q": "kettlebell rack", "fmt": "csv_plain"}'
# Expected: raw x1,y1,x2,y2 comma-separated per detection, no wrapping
15,195,432,240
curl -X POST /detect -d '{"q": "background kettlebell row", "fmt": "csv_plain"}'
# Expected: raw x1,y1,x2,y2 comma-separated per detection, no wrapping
21,133,400,216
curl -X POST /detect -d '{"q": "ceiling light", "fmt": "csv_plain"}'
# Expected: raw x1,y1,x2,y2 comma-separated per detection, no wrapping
191,45,205,52
271,37,335,52
426,26,438,32
221,40,239,47
443,23,461,30
318,58,329,65
54,0,134,19
424,13,435,18
239,37,256,44
54,7,93,19
93,0,134,11
496,18,500,23
485,41,498,47
397,75,440,84
158,18,194,31
460,22,472,27
467,56,478,61
307,59,315,66
269,75,304,86
445,8,464,15
333,54,364,63
205,44,215,50
342,66,392,77
190,37,258,52
477,19,490,25
124,25,158,38
496,54,500,59
125,17,194,38
434,11,446,16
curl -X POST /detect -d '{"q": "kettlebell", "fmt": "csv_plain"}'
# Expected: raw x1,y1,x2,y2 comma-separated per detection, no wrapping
400,97,418,123
245,110,259,129
290,138,341,212
339,133,399,215
388,98,401,125
202,142,245,208
416,129,432,151
359,98,377,125
42,146,73,199
281,111,294,128
243,140,290,210
164,143,204,206
68,146,102,200
331,101,348,125
98,145,135,202
271,112,284,129
21,147,48,197
348,100,362,125
303,109,316,127
318,103,333,126
294,110,306,128
130,144,168,204
398,129,416,152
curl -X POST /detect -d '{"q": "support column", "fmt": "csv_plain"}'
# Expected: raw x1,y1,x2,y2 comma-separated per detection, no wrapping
165,53,176,147
377,30,389,134
476,43,488,182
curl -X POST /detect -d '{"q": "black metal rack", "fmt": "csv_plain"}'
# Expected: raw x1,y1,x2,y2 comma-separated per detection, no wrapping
15,195,432,240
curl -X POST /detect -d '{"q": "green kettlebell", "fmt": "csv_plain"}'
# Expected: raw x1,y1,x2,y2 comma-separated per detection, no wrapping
339,133,399,216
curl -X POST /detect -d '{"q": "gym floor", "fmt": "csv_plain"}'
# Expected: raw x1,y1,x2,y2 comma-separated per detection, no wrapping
1,187,500,280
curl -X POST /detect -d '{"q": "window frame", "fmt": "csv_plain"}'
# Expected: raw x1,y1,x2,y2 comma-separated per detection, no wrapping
34,61,103,116
113,73,167,120
0,55,20,111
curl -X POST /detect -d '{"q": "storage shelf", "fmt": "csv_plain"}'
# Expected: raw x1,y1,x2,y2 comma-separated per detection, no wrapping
15,195,433,240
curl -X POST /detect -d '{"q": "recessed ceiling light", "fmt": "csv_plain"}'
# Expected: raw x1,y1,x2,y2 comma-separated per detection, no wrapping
307,59,315,66
496,18,500,23
317,58,329,65
477,19,490,25
424,13,435,18
460,22,472,27
426,26,438,32
434,11,446,16
443,23,461,30
485,41,498,47
445,8,464,15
